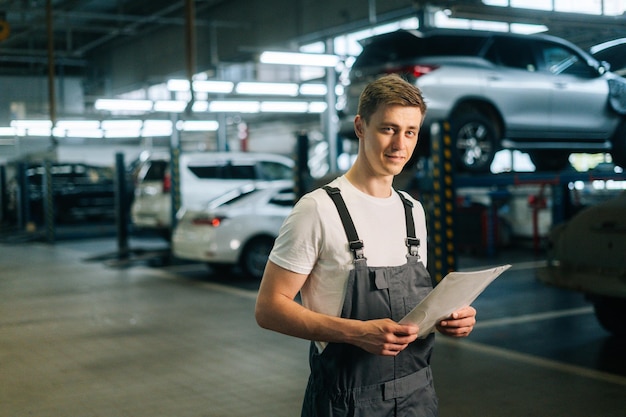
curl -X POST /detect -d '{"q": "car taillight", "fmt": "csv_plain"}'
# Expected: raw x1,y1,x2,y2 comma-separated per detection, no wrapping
162,172,171,193
191,216,225,227
386,64,439,78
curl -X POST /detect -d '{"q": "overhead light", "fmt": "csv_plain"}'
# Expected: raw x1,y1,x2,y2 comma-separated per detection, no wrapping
209,101,260,113
101,120,143,132
235,82,299,96
192,101,209,112
260,101,309,113
61,129,104,139
167,79,234,94
194,80,234,93
104,129,141,138
95,99,153,112
177,120,220,131
0,127,16,136
154,100,188,113
142,120,173,137
260,51,340,67
299,83,328,96
10,120,53,129
24,128,52,137
55,120,101,130
308,102,328,113
167,79,191,91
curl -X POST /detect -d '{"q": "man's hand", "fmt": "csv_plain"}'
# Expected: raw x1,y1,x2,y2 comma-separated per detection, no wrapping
436,306,476,338
350,319,419,356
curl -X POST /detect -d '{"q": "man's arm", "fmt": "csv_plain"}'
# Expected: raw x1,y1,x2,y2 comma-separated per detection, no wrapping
255,261,420,356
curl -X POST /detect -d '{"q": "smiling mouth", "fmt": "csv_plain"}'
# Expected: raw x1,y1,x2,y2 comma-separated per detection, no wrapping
386,154,405,161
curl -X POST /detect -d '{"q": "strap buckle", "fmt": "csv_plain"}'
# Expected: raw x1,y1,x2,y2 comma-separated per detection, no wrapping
349,240,366,260
405,237,420,258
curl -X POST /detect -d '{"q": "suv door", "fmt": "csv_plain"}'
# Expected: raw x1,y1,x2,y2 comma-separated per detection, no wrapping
537,41,616,140
484,36,552,137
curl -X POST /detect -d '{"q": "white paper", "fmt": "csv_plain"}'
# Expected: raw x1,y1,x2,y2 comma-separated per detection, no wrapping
400,264,511,338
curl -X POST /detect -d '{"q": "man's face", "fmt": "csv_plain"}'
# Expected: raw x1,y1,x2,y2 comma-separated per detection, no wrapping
354,104,423,177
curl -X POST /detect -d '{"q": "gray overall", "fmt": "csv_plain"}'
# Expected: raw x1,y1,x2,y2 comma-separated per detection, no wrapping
301,186,437,417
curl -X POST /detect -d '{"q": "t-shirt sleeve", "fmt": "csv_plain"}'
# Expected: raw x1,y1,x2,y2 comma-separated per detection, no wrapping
269,193,324,275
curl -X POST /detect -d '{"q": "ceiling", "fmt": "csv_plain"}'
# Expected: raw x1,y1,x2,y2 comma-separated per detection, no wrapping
1,1,625,84
0,0,230,76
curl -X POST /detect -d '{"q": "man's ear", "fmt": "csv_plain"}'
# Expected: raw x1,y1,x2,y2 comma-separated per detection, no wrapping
354,115,364,139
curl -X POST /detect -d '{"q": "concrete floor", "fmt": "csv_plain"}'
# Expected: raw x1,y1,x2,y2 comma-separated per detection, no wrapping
1,235,625,417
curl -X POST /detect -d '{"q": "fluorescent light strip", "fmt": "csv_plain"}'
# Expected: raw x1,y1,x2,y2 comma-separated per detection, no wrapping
10,120,53,129
167,79,234,94
153,100,188,113
0,127,17,136
101,120,144,130
260,101,309,113
260,51,340,67
95,99,153,112
299,83,328,95
177,120,220,131
209,101,261,113
55,120,101,130
235,82,299,96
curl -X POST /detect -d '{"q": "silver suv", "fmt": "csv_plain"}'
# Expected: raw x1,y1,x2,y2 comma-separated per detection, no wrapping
338,28,626,173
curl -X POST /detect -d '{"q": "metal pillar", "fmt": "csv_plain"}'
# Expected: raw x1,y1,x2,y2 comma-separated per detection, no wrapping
429,121,457,283
170,116,182,231
42,160,55,242
114,153,129,259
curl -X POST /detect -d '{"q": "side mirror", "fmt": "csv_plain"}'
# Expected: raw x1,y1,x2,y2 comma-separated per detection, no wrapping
598,60,611,75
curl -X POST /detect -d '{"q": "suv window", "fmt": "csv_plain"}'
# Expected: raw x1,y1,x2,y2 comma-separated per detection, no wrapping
486,37,537,72
539,42,592,77
353,31,487,69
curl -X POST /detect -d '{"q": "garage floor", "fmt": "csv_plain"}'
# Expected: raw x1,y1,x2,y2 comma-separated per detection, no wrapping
1,235,625,417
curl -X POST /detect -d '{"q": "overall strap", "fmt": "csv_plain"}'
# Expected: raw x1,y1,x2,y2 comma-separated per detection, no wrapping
397,191,420,259
323,186,366,261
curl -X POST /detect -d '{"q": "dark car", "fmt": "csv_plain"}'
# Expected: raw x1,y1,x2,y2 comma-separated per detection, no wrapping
8,162,117,225
338,28,626,173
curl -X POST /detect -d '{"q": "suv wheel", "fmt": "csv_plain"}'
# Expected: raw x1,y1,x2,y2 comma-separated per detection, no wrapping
528,151,570,172
451,113,497,173
592,295,626,337
240,236,274,280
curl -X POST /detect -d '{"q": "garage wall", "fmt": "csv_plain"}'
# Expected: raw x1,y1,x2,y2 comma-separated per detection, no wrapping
89,0,419,94
0,76,85,123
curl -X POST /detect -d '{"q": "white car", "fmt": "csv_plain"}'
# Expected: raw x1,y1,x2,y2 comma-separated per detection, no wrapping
131,151,294,234
171,180,295,279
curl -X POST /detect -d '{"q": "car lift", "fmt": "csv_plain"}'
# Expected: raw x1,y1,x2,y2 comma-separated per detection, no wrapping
424,120,626,282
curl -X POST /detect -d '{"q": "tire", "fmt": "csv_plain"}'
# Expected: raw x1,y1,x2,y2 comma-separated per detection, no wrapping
450,113,498,173
592,295,626,337
611,121,626,169
528,151,570,172
239,236,275,280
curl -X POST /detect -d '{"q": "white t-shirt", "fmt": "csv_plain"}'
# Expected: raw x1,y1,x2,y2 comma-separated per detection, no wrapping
269,175,428,351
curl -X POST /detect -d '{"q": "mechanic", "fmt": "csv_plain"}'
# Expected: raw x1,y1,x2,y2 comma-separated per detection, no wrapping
255,73,477,417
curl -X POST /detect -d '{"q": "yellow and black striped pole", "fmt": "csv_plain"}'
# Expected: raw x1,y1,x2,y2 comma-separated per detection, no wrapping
429,121,456,283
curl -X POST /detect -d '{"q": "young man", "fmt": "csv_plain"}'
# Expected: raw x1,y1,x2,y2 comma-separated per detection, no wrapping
255,74,476,417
